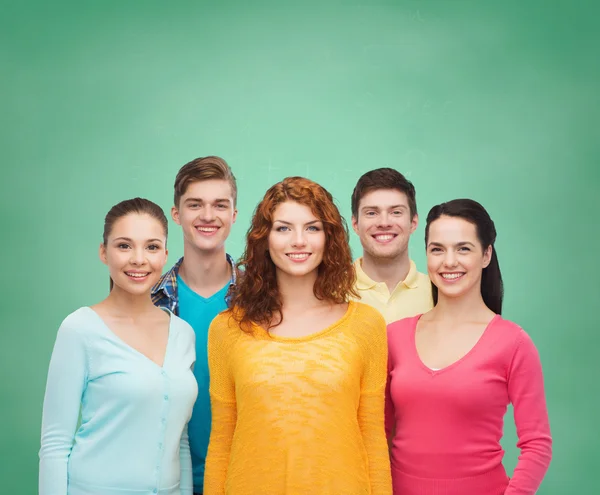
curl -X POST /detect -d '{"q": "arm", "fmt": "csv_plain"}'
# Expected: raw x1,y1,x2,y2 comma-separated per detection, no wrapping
384,326,395,448
504,330,552,495
179,425,193,495
358,314,393,495
179,321,195,495
39,318,88,495
203,317,237,495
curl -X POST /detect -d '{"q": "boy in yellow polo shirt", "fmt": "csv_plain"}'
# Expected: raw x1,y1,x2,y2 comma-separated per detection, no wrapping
350,168,433,323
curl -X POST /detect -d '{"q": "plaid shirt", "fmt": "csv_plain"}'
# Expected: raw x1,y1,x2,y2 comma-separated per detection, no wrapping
151,254,237,315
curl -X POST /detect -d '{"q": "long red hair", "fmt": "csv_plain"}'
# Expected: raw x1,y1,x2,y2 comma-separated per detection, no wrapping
230,177,357,333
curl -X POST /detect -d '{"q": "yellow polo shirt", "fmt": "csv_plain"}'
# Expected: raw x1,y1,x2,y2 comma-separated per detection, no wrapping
351,258,433,324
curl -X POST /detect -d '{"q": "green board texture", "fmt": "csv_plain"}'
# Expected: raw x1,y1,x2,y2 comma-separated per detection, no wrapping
2,1,597,493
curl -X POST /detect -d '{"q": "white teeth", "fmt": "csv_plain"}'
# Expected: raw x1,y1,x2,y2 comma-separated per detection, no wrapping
374,234,394,241
441,273,463,280
197,227,217,232
287,253,309,260
126,272,149,278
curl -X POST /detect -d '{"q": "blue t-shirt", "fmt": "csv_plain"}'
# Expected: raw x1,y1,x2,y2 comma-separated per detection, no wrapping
177,275,229,492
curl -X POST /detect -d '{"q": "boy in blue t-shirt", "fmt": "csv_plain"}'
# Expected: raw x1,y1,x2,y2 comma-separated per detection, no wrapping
152,156,237,495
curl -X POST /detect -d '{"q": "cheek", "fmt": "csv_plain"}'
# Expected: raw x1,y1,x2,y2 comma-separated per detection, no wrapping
313,233,326,251
359,221,375,234
426,254,440,272
267,233,282,254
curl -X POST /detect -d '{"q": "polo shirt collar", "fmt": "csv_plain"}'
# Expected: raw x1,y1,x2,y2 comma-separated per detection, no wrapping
354,257,420,290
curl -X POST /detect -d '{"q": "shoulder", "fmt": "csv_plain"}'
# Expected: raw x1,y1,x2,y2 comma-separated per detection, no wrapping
169,312,194,339
151,258,182,296
350,301,386,328
209,309,242,340
58,307,97,335
486,316,542,365
52,307,98,352
387,314,420,337
416,271,431,288
347,302,387,355
489,316,533,348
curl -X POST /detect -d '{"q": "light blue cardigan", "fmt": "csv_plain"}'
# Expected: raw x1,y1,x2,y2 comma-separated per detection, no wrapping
39,307,198,495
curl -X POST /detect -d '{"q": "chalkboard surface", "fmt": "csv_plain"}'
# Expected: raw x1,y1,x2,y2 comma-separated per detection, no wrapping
1,1,597,493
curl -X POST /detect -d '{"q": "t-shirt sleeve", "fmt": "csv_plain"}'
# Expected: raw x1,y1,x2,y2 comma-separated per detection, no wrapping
39,317,88,495
505,329,552,494
203,315,237,495
357,309,393,495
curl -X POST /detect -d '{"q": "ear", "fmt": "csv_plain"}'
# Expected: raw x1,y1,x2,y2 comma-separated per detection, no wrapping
171,205,181,226
99,243,108,265
351,215,359,235
232,208,238,224
482,245,493,268
410,213,419,234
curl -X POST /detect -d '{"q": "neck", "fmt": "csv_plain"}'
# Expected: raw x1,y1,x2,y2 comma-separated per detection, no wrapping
277,270,322,313
430,286,492,323
179,243,231,290
361,250,411,292
102,287,156,317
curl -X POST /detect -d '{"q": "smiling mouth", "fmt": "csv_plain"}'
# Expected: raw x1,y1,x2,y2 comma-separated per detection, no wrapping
195,226,219,235
440,272,465,281
372,233,397,243
125,271,150,279
286,253,310,261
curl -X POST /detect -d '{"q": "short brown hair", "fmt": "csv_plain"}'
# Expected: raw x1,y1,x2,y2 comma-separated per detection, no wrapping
230,176,357,333
173,156,237,206
351,167,417,218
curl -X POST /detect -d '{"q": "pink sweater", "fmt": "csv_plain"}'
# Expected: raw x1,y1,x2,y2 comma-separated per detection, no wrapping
385,315,552,495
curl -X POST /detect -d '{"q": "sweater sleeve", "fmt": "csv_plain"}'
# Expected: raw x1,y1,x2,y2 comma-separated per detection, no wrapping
39,318,88,495
358,312,393,495
203,316,237,495
384,325,395,440
504,330,552,494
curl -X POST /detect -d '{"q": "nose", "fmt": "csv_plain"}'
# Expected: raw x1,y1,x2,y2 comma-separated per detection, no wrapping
198,205,216,222
291,229,308,248
130,247,146,265
376,212,392,227
443,250,459,268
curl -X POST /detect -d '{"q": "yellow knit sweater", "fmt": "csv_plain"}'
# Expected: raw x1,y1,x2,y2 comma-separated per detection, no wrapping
204,301,392,495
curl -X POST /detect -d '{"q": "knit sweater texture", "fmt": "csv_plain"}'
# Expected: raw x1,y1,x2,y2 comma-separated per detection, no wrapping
204,301,392,494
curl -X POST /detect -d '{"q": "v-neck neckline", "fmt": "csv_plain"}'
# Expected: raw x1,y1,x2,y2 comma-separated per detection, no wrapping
412,313,500,376
86,306,173,369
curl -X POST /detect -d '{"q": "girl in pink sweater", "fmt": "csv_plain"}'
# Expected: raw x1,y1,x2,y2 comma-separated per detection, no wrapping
385,199,552,495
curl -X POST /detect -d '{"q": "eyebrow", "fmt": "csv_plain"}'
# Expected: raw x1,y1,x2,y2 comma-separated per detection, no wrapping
273,219,322,225
361,204,407,210
185,197,231,203
427,241,476,247
113,237,164,243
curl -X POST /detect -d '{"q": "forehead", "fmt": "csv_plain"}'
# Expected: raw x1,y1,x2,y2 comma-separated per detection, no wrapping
428,216,478,242
272,201,319,221
359,188,410,208
181,179,234,201
109,213,166,240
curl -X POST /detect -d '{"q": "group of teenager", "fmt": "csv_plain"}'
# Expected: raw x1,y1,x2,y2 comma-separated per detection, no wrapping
39,156,552,495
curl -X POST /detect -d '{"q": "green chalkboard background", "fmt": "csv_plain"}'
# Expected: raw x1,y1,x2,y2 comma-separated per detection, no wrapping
2,1,597,493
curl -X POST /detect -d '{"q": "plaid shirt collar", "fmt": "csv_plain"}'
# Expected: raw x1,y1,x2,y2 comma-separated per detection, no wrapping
151,254,237,315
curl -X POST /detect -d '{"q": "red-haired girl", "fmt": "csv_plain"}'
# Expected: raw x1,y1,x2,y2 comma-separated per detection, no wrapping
204,177,392,495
